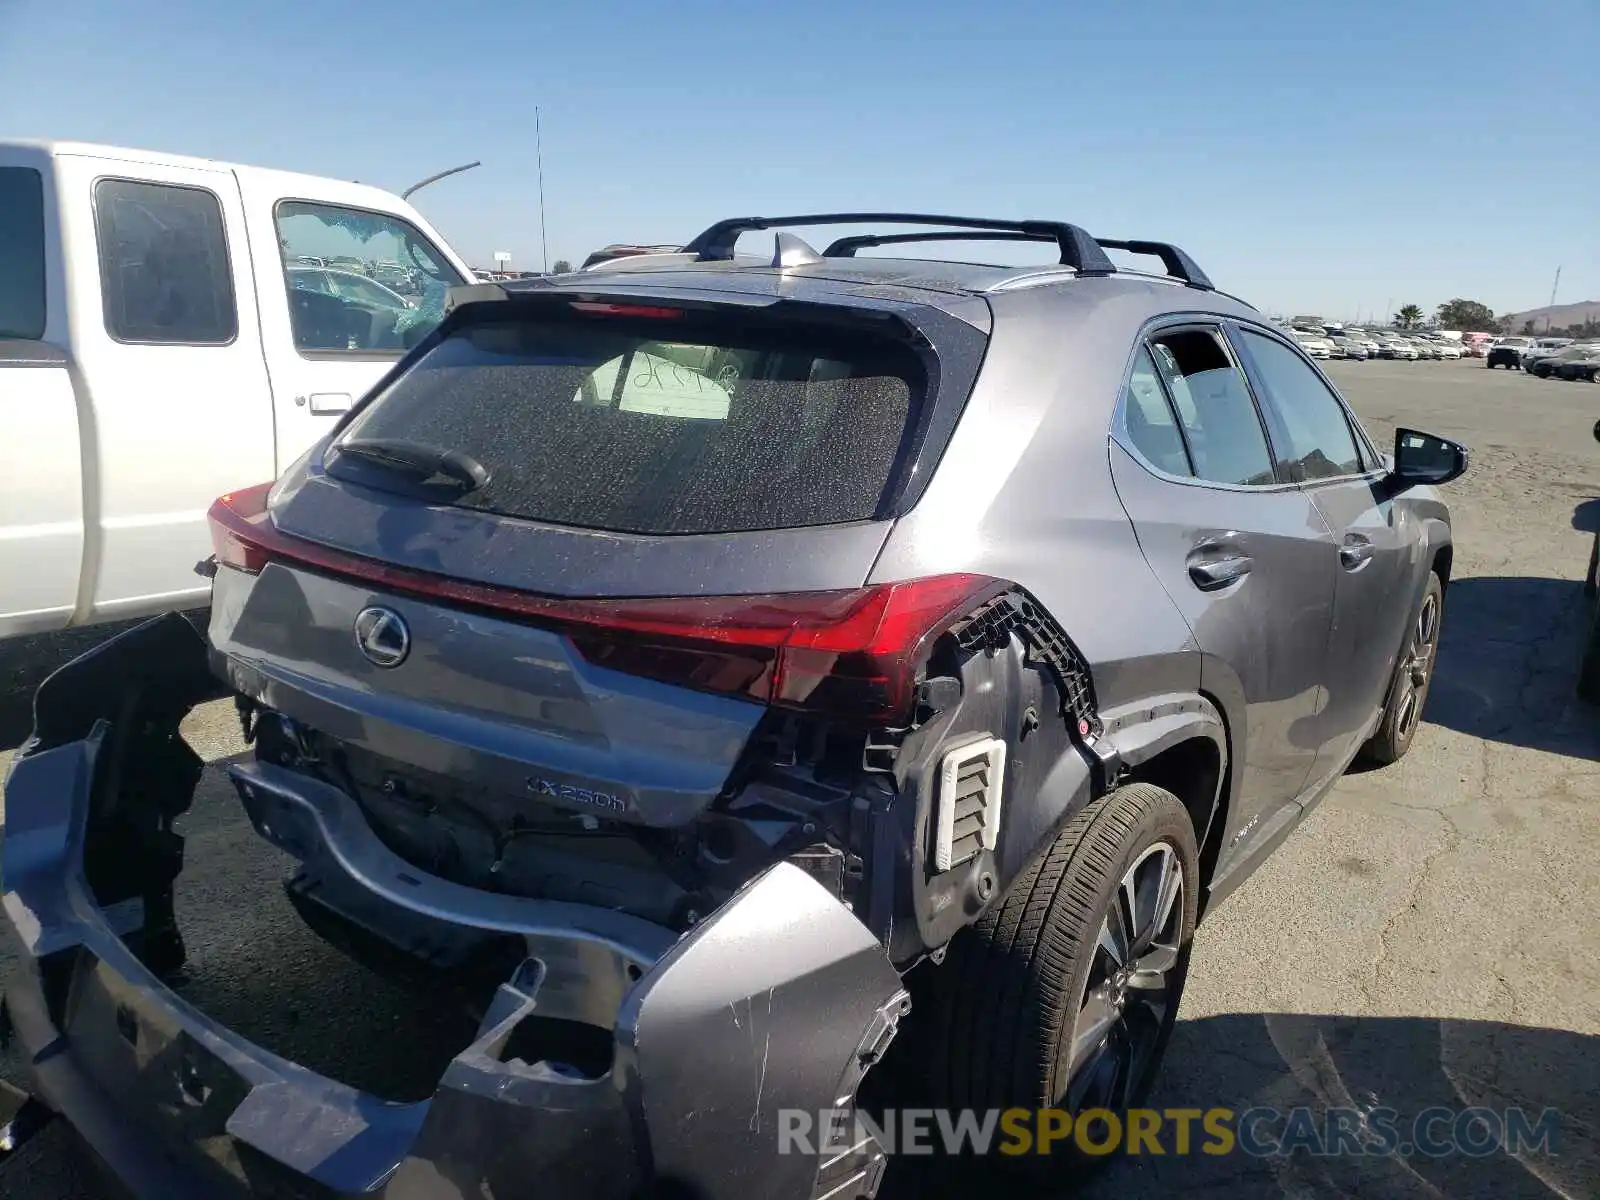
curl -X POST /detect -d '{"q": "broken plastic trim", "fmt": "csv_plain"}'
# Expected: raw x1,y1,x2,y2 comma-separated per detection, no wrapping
1,613,913,1199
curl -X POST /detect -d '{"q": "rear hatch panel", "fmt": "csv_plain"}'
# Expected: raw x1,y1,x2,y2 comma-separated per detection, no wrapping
210,560,762,828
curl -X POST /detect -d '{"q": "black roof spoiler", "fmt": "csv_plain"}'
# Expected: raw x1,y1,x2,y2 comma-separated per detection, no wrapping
681,212,1214,289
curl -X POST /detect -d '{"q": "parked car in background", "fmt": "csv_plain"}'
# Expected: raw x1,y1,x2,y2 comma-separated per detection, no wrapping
1380,338,1419,361
1525,337,1574,365
0,138,473,644
1292,329,1334,358
1553,346,1600,382
0,211,1470,1199
1331,336,1369,360
371,260,425,297
1347,330,1383,357
1487,336,1532,368
1531,342,1600,380
1433,340,1462,360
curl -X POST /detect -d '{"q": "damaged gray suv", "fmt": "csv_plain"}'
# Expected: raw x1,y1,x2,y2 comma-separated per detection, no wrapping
2,214,1467,1198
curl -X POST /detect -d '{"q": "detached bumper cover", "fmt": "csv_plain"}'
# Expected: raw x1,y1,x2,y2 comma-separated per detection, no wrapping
1,614,909,1199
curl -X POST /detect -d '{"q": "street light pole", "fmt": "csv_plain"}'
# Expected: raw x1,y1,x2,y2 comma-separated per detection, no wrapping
402,161,482,201
535,107,549,273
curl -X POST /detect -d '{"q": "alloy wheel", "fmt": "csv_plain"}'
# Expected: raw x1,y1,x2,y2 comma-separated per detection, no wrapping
1394,592,1440,740
1062,842,1184,1113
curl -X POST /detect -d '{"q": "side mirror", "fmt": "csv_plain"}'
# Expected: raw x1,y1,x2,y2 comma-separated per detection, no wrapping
1391,428,1468,487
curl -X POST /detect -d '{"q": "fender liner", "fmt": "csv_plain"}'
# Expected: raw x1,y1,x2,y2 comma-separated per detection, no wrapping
1096,692,1229,844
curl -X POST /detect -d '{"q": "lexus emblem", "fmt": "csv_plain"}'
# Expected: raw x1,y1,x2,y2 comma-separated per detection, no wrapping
353,606,410,668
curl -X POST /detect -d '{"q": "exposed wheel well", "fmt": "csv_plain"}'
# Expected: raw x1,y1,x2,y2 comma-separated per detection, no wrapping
1121,736,1224,886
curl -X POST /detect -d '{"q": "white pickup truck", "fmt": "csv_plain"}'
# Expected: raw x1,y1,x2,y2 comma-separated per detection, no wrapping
0,140,476,641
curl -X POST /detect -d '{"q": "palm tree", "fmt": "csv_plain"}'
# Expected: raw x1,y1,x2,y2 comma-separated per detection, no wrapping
1394,304,1424,329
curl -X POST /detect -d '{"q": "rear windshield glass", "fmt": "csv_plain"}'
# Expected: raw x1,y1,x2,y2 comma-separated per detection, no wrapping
335,310,926,535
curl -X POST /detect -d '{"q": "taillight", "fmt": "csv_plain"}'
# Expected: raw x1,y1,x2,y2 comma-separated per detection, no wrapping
566,573,1009,722
204,481,1007,723
208,482,277,573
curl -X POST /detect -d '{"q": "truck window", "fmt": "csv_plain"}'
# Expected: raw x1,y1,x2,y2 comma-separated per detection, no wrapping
0,166,47,340
94,179,237,345
274,200,464,355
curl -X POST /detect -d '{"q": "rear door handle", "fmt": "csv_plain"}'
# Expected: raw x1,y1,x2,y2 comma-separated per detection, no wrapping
1186,539,1254,591
305,392,353,415
1339,535,1375,570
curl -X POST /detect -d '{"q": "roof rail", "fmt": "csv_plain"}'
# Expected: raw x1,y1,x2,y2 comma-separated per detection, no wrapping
1093,238,1213,290
827,228,1215,290
825,230,1054,256
681,213,1119,275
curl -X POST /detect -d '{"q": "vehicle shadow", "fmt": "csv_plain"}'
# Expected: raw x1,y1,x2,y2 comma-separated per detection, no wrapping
880,1013,1598,1200
1416,575,1600,759
1573,499,1600,535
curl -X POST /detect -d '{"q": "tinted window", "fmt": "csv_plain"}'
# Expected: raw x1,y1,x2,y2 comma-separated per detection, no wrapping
94,179,235,344
0,167,46,340
1239,330,1363,481
1122,345,1192,476
335,312,925,535
1148,329,1277,486
274,201,464,354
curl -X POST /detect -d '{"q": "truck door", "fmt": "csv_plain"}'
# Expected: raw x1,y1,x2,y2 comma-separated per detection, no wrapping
0,155,82,638
232,169,472,469
54,149,277,622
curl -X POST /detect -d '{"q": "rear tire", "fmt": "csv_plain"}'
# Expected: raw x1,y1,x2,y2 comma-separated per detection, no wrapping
1360,572,1444,766
1585,532,1598,600
917,782,1200,1173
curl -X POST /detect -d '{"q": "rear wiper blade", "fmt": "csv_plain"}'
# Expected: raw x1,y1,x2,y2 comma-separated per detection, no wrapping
329,438,490,493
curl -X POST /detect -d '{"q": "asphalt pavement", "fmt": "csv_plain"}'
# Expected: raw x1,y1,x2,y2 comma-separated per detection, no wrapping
1,358,1597,1199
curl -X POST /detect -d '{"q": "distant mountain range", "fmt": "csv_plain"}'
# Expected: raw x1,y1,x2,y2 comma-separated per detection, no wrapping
1499,299,1600,332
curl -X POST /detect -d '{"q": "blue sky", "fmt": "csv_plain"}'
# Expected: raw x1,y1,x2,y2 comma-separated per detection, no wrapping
3,0,1595,320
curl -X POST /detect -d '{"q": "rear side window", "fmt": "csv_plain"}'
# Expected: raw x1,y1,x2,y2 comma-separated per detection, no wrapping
0,166,46,340
94,179,236,344
1122,345,1193,476
1147,328,1277,487
336,312,926,535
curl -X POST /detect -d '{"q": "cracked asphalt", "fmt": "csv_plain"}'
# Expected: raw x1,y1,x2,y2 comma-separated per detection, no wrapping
2,358,1597,1198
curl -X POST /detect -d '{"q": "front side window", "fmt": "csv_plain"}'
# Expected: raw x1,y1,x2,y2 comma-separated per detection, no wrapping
0,166,46,340
1238,329,1364,482
274,201,464,354
1146,328,1278,487
94,178,236,345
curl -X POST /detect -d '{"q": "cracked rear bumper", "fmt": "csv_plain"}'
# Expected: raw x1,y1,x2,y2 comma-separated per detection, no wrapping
1,614,909,1199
